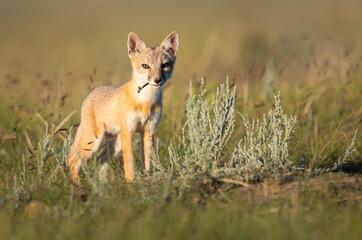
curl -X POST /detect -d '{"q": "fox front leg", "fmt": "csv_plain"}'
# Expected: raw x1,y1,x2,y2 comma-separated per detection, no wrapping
140,129,154,172
141,108,162,172
120,130,136,181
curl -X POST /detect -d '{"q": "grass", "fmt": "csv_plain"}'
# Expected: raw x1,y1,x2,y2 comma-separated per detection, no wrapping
0,0,361,239
0,174,360,240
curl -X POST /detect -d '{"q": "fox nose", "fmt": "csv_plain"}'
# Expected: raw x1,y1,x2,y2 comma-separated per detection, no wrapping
154,78,161,84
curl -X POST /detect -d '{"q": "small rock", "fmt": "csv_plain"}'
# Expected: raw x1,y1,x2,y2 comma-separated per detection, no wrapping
24,200,49,217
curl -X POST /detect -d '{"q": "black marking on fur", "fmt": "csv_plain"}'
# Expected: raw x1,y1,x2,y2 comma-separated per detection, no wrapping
137,83,149,93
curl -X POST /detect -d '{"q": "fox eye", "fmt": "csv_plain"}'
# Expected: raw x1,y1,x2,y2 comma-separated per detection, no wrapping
161,62,169,68
142,63,150,69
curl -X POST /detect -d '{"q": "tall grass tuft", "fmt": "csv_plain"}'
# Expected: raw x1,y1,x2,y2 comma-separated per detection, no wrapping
19,124,71,191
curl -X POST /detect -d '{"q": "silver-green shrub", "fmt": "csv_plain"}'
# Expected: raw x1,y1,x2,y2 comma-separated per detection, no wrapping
229,93,297,179
168,78,236,182
168,80,298,184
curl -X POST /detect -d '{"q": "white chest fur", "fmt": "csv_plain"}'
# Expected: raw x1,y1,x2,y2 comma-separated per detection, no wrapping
127,111,146,132
136,85,162,103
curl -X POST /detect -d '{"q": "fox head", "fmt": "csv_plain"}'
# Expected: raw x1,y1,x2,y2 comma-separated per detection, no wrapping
127,31,179,90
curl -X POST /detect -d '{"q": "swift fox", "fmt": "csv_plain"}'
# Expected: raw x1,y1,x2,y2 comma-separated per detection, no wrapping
67,31,179,183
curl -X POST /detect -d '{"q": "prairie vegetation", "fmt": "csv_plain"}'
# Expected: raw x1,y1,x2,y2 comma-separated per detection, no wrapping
0,0,361,239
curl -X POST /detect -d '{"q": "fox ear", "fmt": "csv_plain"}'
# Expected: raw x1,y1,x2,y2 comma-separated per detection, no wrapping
127,32,146,58
161,31,179,58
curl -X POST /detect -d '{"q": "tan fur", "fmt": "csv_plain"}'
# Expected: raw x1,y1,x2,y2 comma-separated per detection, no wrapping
67,32,179,183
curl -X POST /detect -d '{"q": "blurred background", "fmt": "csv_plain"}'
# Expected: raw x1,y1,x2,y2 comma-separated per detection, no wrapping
0,0,361,158
1,0,361,87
